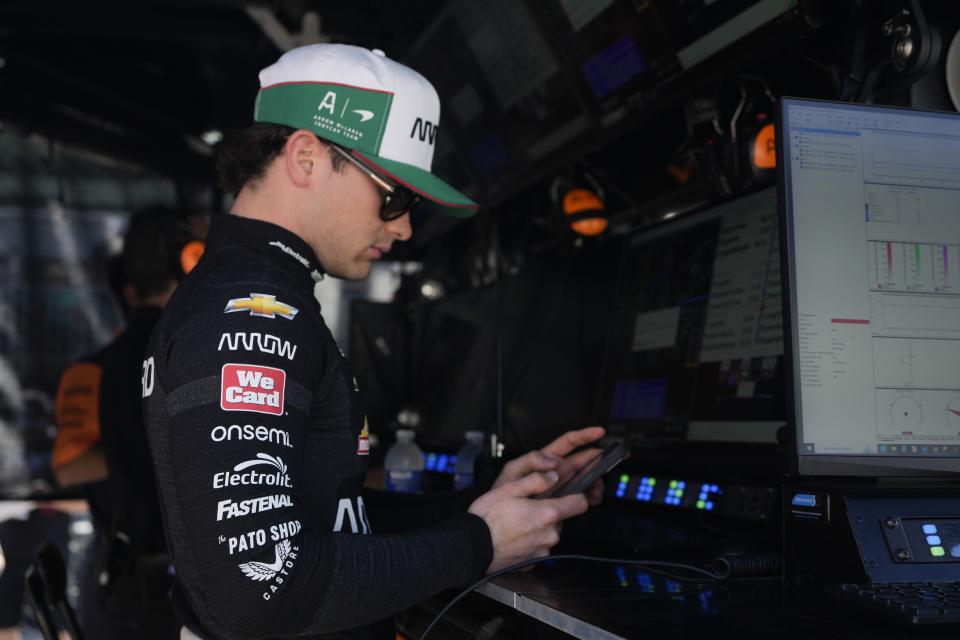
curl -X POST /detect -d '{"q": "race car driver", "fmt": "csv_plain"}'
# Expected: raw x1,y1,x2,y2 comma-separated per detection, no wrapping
143,44,604,639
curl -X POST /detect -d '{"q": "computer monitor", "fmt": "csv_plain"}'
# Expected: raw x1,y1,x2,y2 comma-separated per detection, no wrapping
777,97,960,476
601,187,786,449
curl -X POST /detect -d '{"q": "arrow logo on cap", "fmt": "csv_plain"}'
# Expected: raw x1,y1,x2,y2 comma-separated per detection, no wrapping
352,109,374,122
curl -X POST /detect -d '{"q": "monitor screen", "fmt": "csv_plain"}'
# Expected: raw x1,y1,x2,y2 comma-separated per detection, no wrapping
602,187,786,446
778,98,960,476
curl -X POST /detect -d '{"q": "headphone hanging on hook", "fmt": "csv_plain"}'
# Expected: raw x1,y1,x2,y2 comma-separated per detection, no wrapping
549,169,609,238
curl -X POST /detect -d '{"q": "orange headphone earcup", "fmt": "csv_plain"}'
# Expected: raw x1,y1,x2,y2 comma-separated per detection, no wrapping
179,240,205,275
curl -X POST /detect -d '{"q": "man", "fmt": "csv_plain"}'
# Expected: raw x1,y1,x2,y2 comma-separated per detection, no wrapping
143,44,604,639
52,207,201,639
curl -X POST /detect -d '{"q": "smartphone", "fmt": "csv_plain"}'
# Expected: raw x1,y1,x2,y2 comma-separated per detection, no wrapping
543,439,629,498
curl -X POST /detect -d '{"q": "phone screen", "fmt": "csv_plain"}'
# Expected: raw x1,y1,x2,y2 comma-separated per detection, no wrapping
547,440,628,498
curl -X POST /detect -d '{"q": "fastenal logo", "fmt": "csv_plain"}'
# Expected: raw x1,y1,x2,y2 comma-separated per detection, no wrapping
224,294,298,320
218,333,297,361
220,364,285,415
213,453,292,490
216,493,293,521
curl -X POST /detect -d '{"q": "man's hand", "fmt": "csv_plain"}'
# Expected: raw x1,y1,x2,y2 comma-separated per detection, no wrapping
468,471,588,573
492,426,606,505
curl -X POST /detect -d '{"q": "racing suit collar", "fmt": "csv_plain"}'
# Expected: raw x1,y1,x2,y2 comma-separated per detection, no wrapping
207,214,327,285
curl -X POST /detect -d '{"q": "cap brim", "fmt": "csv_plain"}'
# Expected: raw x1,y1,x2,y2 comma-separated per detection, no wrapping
352,150,479,219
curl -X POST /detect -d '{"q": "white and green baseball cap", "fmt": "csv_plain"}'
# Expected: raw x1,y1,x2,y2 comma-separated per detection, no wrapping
254,44,479,218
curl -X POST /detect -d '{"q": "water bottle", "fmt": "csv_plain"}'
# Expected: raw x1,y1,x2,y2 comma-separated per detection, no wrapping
384,429,424,493
454,430,485,490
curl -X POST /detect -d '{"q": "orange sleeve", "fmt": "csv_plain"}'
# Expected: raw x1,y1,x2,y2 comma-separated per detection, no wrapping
51,362,103,469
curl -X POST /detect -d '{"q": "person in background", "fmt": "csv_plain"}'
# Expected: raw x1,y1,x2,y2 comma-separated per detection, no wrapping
52,206,205,639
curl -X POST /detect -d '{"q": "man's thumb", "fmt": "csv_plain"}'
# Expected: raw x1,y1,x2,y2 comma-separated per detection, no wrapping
505,470,559,497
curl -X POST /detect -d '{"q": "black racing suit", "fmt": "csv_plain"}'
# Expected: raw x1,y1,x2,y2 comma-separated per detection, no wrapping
143,214,492,639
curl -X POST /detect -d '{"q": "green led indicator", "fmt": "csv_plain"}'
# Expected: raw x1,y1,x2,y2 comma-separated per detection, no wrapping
931,546,945,557
620,474,630,484
648,478,656,486
669,480,678,489
697,500,705,509
676,490,684,497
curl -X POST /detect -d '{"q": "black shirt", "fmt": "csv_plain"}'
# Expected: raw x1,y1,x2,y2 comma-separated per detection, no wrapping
99,305,167,553
143,214,492,639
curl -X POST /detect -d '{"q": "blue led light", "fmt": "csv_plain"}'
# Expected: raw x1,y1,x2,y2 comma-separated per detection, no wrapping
927,535,942,546
699,492,707,501
425,454,436,471
706,501,714,510
791,493,817,508
678,481,686,489
923,524,938,535
711,484,719,493
437,454,449,470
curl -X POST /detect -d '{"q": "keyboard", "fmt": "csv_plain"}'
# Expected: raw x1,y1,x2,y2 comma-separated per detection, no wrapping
828,582,960,626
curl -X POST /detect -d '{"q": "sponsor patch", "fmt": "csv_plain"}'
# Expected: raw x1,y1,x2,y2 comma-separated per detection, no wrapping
224,293,298,320
218,333,298,360
357,419,369,456
237,538,301,601
220,520,301,555
216,494,293,521
210,424,292,448
213,453,293,489
239,539,293,581
220,364,286,415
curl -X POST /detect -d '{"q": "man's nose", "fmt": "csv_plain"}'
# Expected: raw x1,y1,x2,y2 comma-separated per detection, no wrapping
386,211,412,242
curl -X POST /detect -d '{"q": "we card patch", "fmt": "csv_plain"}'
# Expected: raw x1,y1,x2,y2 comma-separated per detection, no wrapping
221,364,286,415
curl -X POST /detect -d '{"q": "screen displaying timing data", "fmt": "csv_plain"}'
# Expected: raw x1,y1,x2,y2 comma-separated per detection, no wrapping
604,187,785,445
780,98,960,473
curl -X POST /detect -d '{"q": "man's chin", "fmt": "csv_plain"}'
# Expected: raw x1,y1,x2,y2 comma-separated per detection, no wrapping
329,263,372,281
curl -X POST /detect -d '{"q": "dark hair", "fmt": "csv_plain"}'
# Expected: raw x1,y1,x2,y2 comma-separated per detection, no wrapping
122,206,186,299
215,123,346,195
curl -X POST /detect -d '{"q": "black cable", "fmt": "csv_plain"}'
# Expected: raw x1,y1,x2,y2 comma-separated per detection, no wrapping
418,553,723,640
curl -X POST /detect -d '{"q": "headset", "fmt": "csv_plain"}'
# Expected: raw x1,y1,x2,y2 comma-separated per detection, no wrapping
549,169,609,238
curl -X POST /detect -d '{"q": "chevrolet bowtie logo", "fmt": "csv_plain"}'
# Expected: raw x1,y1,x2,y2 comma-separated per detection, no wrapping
224,294,299,320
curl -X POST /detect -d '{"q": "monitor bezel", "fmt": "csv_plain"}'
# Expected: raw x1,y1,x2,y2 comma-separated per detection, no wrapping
776,96,960,478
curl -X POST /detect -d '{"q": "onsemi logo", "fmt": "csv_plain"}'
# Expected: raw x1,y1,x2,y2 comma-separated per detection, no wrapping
213,453,292,490
410,117,438,145
218,333,298,361
224,294,298,320
220,364,285,415
210,424,292,448
216,493,293,521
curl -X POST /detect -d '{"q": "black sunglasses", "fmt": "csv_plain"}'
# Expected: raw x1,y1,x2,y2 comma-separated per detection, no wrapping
329,145,422,221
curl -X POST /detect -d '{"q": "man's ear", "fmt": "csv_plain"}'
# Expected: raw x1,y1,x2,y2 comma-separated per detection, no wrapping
284,130,322,188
